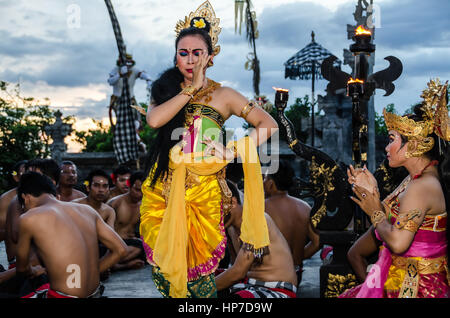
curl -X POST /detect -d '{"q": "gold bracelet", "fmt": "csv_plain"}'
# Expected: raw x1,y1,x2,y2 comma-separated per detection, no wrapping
180,86,199,99
240,102,255,120
371,210,386,228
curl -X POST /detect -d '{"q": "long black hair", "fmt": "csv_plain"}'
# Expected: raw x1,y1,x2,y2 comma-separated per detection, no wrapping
145,26,213,187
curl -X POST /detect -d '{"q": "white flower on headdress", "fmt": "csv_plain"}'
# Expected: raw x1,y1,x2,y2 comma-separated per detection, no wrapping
193,18,206,29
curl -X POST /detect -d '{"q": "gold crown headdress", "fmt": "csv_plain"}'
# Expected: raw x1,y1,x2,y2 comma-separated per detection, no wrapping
175,1,221,56
383,78,449,158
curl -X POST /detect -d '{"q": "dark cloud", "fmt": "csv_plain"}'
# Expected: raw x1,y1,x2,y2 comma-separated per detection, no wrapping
369,0,450,50
0,0,448,120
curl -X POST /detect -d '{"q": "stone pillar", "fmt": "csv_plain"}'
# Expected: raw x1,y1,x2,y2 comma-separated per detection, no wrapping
44,110,72,163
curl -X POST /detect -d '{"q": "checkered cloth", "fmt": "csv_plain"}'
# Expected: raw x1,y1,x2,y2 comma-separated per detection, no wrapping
284,40,341,80
113,93,139,164
229,278,297,298
105,0,138,164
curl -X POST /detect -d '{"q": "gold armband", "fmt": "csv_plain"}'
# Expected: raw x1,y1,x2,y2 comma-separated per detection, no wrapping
402,220,420,233
394,209,422,233
371,210,386,228
240,102,255,120
179,86,199,99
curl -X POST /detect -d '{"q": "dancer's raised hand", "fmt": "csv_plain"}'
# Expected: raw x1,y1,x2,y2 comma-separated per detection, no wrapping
192,50,210,90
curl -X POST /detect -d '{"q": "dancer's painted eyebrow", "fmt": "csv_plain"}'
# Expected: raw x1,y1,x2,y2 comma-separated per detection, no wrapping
178,48,205,52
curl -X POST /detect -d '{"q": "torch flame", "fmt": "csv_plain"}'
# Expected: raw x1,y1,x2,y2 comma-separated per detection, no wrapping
348,78,364,84
355,25,372,36
272,87,289,92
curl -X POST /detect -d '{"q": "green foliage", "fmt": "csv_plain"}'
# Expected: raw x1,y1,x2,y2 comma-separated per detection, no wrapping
74,103,157,153
0,81,60,192
139,119,158,146
137,103,157,146
375,103,396,137
266,95,312,143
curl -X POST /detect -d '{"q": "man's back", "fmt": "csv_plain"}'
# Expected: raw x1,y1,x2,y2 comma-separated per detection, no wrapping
228,214,297,286
265,195,311,266
20,201,101,297
0,188,17,241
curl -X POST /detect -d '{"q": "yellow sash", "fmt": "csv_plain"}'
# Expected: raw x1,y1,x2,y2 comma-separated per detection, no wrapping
152,136,269,297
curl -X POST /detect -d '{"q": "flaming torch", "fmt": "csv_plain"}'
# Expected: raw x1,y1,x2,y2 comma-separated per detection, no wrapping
347,25,377,234
273,87,289,111
351,25,375,54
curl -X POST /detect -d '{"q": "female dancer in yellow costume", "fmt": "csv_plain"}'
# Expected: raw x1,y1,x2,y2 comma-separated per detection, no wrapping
139,1,278,298
340,79,449,298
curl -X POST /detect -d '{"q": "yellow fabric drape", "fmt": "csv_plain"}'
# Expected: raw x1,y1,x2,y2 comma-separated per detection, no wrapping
151,136,269,298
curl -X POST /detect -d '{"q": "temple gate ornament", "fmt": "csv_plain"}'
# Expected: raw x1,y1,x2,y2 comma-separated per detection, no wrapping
44,110,72,163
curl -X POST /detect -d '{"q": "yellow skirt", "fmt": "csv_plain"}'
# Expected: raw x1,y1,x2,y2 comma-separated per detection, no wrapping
139,168,228,282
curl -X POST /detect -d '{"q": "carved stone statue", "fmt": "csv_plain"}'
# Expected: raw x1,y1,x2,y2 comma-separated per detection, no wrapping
44,110,72,163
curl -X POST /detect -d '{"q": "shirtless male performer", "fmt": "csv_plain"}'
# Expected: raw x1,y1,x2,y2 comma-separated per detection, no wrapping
57,161,86,202
107,166,131,201
16,171,127,298
107,171,146,270
263,160,320,284
215,181,298,298
0,160,27,242
73,169,115,228
5,159,60,270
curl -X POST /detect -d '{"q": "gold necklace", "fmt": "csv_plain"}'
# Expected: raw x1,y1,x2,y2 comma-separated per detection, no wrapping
181,78,221,104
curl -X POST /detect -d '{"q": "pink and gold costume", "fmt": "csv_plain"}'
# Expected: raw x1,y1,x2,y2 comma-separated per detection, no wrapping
340,176,449,298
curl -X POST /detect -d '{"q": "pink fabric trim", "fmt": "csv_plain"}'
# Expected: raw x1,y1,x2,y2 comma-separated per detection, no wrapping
141,235,227,281
140,200,227,282
141,236,156,265
187,235,226,281
356,245,392,298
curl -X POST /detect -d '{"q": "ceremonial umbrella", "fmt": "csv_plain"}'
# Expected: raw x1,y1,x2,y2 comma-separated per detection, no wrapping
284,31,341,147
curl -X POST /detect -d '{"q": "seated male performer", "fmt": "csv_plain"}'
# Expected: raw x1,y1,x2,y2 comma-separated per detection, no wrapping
107,166,131,201
263,160,320,285
16,172,127,298
73,169,115,229
215,181,298,298
0,160,27,242
73,169,117,277
107,171,146,270
57,161,86,202
5,159,60,270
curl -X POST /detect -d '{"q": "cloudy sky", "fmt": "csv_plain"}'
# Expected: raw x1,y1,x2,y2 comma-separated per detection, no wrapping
1,0,449,151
